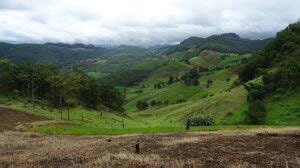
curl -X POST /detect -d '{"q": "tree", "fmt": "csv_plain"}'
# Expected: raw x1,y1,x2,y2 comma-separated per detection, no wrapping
243,83,264,102
181,68,200,86
245,100,267,124
17,63,52,107
0,59,125,115
47,74,64,119
185,118,190,130
0,59,16,92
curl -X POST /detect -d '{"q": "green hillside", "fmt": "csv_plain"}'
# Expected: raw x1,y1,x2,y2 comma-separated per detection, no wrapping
142,61,192,84
162,33,271,56
0,23,299,135
0,42,108,64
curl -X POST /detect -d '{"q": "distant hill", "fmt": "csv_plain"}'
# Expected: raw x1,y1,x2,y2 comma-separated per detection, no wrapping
0,42,108,64
162,33,272,55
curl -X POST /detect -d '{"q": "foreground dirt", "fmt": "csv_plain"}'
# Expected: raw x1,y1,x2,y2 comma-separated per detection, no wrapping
0,128,299,167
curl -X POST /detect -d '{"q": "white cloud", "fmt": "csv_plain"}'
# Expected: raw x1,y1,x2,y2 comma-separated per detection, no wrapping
0,0,299,46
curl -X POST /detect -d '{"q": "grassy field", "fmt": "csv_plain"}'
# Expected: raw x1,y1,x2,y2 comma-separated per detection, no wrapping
87,71,109,79
0,98,274,135
125,82,203,112
0,86,299,135
142,61,192,84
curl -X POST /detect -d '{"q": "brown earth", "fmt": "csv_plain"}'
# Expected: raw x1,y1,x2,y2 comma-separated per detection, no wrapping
0,107,48,132
0,128,299,167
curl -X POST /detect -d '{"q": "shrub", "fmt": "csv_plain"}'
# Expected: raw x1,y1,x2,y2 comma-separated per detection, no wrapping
245,100,267,124
200,93,208,99
189,114,214,126
135,90,143,94
176,99,186,103
149,100,156,107
136,101,148,111
207,80,213,84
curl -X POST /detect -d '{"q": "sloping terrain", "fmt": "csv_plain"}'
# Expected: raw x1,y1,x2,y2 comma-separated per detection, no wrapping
0,107,48,132
161,33,271,56
0,42,108,64
142,61,192,84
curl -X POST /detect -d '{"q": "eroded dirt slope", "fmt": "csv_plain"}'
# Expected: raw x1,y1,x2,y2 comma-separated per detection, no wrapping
0,107,48,132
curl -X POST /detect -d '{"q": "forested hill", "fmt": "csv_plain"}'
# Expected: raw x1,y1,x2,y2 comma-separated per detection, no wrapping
239,22,300,91
161,33,272,55
0,42,108,64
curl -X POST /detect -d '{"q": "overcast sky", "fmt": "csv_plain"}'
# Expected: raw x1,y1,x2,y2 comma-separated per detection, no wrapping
0,0,299,46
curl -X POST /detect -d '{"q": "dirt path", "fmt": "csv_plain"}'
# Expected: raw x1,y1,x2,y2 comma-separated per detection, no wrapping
0,127,299,167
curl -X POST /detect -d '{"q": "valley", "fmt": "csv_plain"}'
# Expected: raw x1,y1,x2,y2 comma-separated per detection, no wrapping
0,1,299,167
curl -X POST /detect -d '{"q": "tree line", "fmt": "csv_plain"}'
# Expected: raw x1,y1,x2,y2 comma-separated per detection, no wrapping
0,59,124,114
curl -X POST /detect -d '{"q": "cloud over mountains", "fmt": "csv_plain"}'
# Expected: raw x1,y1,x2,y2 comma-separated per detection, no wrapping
0,0,299,46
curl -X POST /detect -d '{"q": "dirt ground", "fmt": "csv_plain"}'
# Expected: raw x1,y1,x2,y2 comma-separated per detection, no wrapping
0,128,299,168
0,107,48,132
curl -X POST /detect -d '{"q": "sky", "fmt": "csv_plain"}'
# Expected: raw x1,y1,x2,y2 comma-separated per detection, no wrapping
0,0,299,47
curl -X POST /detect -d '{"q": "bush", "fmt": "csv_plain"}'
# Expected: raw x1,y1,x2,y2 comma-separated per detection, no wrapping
136,101,148,111
200,93,208,99
189,114,214,126
207,80,213,84
245,100,267,124
149,100,156,107
176,99,186,103
135,90,143,94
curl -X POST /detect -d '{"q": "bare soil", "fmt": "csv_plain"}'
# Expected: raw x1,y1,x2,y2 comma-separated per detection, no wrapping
0,107,48,132
0,128,299,167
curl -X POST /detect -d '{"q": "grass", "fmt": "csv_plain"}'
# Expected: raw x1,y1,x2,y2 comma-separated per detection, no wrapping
218,89,300,125
142,61,192,84
95,59,107,65
265,91,300,125
32,123,283,135
88,71,109,79
125,82,202,112
0,88,298,135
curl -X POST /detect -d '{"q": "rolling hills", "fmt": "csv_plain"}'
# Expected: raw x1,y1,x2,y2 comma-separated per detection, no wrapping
0,23,299,135
160,33,272,56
